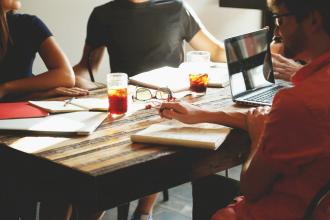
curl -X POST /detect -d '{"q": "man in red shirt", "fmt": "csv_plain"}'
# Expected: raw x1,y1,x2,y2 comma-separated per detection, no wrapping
159,0,330,219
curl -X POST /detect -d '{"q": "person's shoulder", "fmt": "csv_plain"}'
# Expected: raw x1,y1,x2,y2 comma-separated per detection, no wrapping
94,1,119,13
153,0,183,5
8,13,41,23
274,87,300,103
7,13,46,29
151,0,184,11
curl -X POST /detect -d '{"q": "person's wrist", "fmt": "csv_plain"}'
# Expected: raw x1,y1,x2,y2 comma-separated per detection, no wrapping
203,110,219,124
0,82,9,98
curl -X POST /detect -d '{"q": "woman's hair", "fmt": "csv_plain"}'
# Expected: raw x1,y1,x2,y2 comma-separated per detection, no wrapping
0,5,11,60
268,0,330,35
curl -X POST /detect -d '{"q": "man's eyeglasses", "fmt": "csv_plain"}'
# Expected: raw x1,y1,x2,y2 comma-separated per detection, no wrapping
132,87,173,101
273,13,294,26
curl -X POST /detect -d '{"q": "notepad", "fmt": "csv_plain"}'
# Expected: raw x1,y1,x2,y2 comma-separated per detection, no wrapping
29,101,85,113
70,98,108,111
131,121,231,150
0,102,49,119
29,98,108,113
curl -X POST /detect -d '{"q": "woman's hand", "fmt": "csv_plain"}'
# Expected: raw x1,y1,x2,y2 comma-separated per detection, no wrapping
44,87,89,98
159,101,206,124
0,84,7,100
272,53,303,81
26,87,90,100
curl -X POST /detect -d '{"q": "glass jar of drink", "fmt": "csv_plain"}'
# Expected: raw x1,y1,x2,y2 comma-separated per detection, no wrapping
107,73,128,115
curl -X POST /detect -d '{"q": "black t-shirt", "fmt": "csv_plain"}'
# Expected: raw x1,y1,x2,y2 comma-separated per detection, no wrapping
0,13,52,84
86,0,200,77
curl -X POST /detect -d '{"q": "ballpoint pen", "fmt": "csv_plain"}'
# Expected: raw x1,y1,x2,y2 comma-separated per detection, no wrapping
63,97,75,107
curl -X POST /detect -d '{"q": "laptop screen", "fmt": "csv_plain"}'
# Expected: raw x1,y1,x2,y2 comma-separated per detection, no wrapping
225,28,274,98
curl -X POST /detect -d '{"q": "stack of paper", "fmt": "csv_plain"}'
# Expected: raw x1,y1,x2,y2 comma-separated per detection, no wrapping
129,67,190,92
0,112,107,135
129,64,229,92
131,121,231,150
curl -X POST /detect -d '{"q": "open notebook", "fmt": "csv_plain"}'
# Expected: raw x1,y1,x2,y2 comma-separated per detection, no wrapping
131,121,231,150
0,111,107,135
29,98,108,113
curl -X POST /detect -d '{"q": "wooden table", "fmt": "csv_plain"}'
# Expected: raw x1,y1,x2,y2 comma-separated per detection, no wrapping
0,87,250,213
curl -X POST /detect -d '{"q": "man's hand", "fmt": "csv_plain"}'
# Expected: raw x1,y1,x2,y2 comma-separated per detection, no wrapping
159,101,206,124
75,75,101,90
272,53,303,81
246,106,271,148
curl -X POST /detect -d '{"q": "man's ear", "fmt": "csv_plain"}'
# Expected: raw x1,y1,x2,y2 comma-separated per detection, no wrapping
308,11,323,34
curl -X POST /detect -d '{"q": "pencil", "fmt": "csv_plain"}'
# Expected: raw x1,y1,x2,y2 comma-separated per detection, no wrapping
63,97,75,107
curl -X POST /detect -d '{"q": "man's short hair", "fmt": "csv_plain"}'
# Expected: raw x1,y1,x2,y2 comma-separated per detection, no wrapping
268,0,330,35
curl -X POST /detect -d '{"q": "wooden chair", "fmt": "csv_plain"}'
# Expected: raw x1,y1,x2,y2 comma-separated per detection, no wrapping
303,180,330,220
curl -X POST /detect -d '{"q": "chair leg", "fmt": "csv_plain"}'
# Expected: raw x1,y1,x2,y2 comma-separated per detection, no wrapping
163,189,169,202
117,203,130,220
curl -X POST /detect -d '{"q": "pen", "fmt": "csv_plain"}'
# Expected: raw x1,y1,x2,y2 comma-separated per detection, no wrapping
63,97,75,107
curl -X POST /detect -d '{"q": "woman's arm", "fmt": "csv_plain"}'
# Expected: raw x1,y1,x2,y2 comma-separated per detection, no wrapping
1,37,75,97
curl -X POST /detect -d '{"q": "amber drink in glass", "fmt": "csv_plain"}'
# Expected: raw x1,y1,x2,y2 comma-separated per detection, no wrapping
107,73,128,115
186,51,210,95
189,73,208,93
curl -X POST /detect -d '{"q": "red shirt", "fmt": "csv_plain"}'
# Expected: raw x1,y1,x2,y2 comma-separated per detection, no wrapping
225,51,330,220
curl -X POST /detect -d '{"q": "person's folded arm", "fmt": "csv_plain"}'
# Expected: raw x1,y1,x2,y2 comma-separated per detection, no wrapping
240,150,279,202
240,107,279,202
188,30,226,63
73,44,106,90
1,37,75,97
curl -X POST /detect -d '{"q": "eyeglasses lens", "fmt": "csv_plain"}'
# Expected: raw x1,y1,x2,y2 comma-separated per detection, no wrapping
155,90,170,100
136,88,152,101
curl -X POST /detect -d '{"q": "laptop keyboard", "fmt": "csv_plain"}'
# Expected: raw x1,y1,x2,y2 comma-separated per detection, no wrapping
245,86,283,104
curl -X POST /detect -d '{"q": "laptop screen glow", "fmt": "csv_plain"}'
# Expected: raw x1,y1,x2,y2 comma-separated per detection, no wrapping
225,28,274,98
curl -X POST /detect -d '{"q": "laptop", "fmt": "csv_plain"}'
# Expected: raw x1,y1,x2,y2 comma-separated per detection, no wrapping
224,28,287,106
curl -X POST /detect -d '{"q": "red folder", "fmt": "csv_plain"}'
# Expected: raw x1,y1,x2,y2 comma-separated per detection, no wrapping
0,102,49,120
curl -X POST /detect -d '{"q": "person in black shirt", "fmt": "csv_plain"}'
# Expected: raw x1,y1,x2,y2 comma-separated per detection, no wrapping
0,0,88,101
73,1,227,220
74,0,226,89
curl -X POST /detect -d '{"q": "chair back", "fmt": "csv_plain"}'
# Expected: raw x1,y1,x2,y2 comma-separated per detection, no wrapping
303,180,330,220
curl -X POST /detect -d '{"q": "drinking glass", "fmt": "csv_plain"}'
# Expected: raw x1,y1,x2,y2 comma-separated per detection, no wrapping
186,51,210,94
107,73,128,115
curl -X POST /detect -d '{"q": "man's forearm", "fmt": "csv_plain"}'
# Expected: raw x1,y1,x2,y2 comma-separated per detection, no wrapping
73,64,90,80
203,110,248,130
